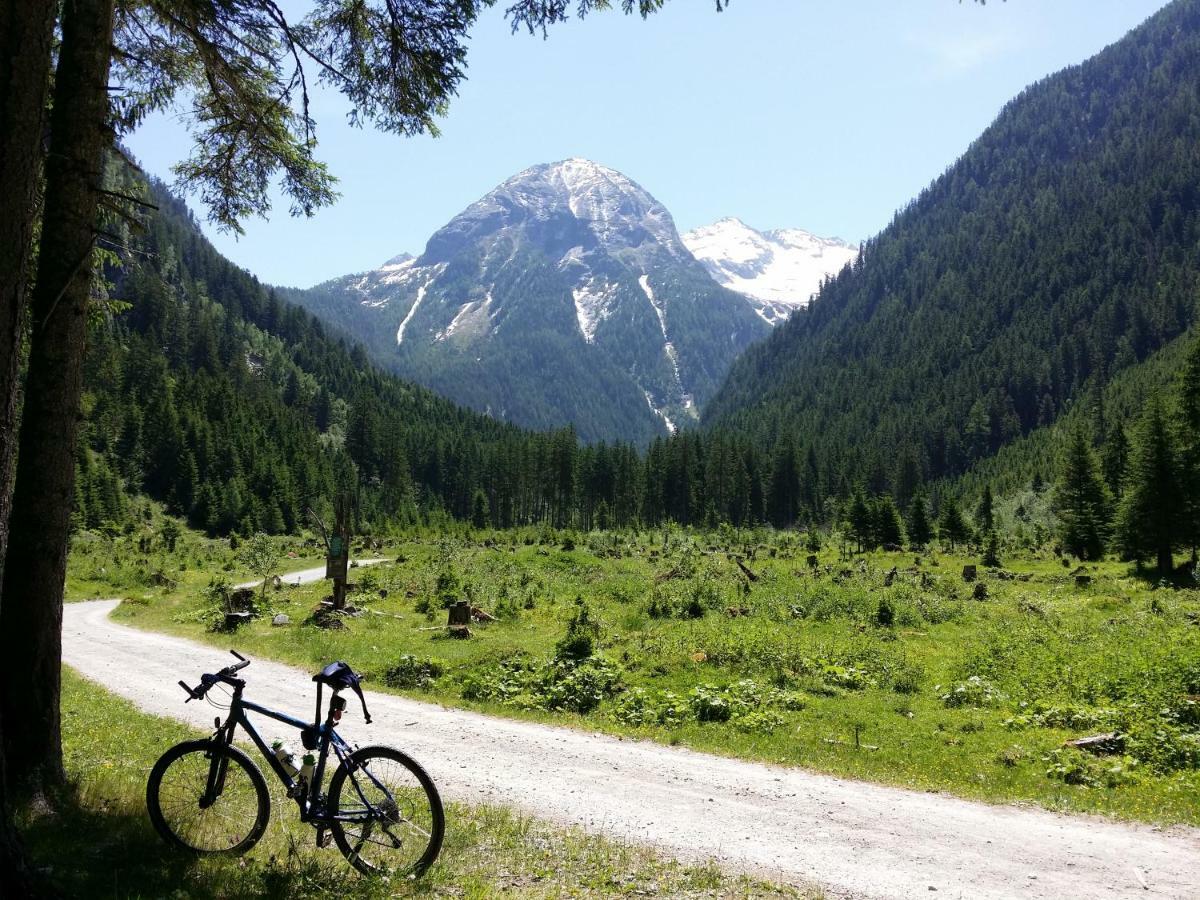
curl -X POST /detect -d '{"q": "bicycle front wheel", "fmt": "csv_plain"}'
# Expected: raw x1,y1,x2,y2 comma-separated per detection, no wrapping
327,745,444,877
146,739,270,854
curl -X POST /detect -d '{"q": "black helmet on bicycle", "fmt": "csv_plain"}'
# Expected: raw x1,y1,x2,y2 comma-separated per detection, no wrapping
314,661,372,723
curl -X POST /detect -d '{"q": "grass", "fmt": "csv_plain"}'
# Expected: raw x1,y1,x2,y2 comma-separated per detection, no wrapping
73,523,1200,826
20,668,810,898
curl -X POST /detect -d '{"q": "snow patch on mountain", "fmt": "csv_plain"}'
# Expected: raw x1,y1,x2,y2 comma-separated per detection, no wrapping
639,274,695,420
396,268,443,344
571,277,618,343
682,218,858,324
643,390,676,435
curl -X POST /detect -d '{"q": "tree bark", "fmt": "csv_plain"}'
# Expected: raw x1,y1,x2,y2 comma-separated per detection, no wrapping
1158,544,1174,578
0,706,38,897
0,0,60,875
0,0,116,797
0,0,56,589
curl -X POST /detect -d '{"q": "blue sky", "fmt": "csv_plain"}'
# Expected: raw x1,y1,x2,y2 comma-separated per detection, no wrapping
127,0,1170,288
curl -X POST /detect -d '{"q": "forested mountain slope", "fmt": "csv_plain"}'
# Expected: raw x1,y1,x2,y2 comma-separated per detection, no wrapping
78,180,647,534
289,159,768,444
704,0,1200,493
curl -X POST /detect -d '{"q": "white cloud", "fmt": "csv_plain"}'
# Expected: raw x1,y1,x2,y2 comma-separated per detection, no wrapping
905,23,1025,76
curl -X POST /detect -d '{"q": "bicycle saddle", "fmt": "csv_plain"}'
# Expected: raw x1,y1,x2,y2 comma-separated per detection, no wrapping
314,661,372,724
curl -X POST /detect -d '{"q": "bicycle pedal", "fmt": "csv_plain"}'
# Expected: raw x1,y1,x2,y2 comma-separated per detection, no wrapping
315,826,333,849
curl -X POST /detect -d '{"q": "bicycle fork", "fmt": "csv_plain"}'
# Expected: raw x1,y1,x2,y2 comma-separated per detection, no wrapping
200,717,236,808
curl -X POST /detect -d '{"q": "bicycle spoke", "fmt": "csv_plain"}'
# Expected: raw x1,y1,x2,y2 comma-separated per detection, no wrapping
151,746,263,853
330,750,441,875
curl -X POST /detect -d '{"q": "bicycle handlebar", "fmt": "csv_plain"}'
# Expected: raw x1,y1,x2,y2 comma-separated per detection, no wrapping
179,650,251,702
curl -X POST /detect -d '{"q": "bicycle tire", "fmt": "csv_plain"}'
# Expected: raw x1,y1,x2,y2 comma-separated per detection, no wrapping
146,739,270,854
327,745,444,877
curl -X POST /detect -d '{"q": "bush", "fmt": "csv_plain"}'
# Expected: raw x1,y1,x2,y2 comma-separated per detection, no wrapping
540,658,623,713
1126,724,1200,773
1043,748,1138,788
435,567,461,608
689,684,733,722
555,597,600,662
938,675,1004,708
875,596,895,627
383,655,444,689
890,661,924,695
1004,703,1121,731
733,708,785,734
459,654,623,715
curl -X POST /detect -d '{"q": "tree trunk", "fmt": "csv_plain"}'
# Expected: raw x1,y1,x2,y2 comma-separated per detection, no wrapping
1158,544,1174,578
0,0,116,797
0,0,55,588
0,0,59,875
0,706,37,897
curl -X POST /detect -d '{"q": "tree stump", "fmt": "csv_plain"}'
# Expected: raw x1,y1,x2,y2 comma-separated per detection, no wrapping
1064,733,1124,755
961,565,977,582
448,600,473,637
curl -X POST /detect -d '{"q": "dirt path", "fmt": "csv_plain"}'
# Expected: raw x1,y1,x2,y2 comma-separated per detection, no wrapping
233,558,386,591
63,599,1200,899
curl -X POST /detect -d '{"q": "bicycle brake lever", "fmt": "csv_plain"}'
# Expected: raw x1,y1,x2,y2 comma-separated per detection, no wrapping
179,680,197,702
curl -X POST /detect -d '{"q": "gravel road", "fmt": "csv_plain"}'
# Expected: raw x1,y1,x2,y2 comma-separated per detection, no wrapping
233,558,386,590
63,598,1200,899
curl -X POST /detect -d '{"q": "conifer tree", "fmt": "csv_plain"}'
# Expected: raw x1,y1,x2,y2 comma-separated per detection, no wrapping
871,494,906,548
1115,397,1184,574
1053,428,1112,561
471,489,490,529
768,435,800,528
938,497,970,549
846,490,872,553
907,491,933,549
1176,333,1200,560
974,486,995,534
1101,423,1130,499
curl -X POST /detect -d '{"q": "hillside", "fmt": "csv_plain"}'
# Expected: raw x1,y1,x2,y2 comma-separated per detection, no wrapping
289,159,769,444
704,0,1200,494
79,178,650,534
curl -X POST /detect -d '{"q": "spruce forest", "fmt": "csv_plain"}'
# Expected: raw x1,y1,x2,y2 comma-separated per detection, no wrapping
6,0,1200,897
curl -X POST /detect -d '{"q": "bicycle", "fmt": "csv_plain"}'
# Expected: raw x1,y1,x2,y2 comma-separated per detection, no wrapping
146,651,444,877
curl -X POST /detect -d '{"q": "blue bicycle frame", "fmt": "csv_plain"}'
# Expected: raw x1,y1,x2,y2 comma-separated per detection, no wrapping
207,677,379,825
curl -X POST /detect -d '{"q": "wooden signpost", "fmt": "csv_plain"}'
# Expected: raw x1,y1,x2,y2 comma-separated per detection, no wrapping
309,494,353,612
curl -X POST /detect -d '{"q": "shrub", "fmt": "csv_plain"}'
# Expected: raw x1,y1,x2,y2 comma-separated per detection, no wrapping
555,597,600,662
540,658,623,713
435,567,461,608
1004,703,1121,731
733,708,785,734
613,688,656,726
938,675,1004,708
1043,748,1138,788
459,654,623,715
875,596,895,627
383,655,444,690
890,661,924,695
1126,724,1200,773
689,685,733,722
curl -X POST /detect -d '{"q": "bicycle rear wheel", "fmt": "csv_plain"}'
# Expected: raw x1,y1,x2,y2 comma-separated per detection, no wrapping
146,739,270,854
327,745,444,876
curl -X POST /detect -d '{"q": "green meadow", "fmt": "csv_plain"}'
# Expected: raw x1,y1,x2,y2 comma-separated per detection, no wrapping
70,523,1200,826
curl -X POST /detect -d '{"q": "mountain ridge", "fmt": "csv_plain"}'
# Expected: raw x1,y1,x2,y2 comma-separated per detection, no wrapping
703,0,1200,495
682,217,859,325
291,158,769,444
